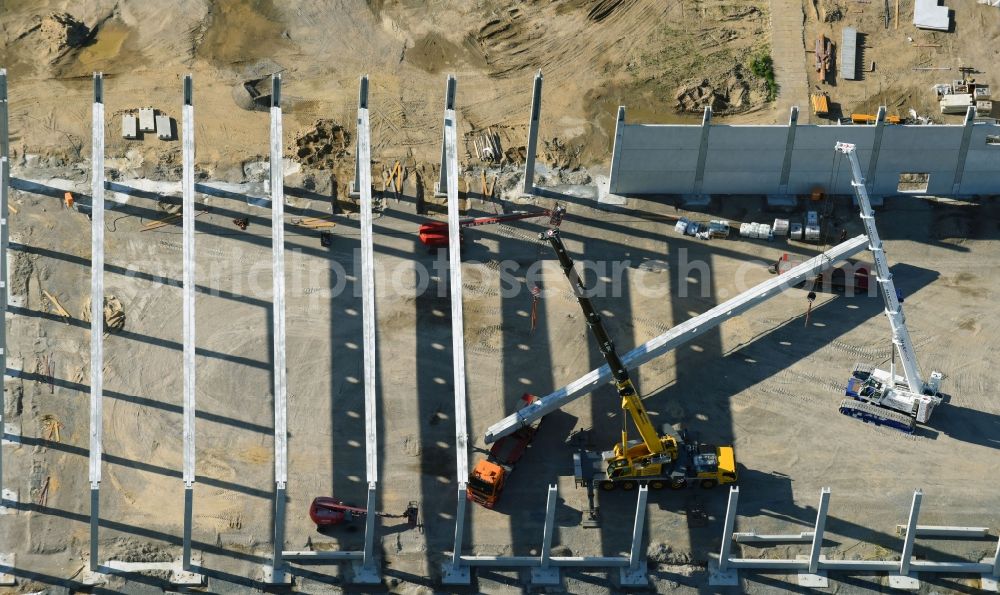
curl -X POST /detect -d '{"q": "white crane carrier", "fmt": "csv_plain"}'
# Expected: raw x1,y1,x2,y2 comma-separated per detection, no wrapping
835,142,944,433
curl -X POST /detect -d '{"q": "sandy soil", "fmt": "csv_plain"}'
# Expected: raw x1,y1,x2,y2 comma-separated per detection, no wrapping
2,1,1000,594
804,0,1000,121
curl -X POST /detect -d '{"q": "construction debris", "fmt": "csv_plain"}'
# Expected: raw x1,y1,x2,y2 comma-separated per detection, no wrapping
41,290,71,320
81,295,126,333
41,415,62,443
815,34,832,82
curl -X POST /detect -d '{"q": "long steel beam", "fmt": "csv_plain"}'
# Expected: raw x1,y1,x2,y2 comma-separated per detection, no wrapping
89,72,105,572
181,74,196,570
269,74,288,580
485,234,871,442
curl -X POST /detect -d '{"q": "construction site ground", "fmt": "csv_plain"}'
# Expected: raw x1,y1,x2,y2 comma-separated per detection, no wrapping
4,161,1000,593
2,1,1000,594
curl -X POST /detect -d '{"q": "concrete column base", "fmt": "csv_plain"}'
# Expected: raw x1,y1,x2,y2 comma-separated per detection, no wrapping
350,561,381,584
3,422,20,445
888,572,919,590
440,562,472,585
707,558,739,586
618,561,648,587
0,553,15,586
981,574,999,592
796,554,829,588
260,564,292,585
529,565,561,586
0,489,17,514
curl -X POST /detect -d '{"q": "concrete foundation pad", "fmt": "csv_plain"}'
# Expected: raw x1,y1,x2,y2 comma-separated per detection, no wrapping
797,568,829,588
888,572,920,590
440,562,472,585
0,489,18,514
795,554,829,588
681,194,712,209
982,575,999,593
529,565,561,586
168,568,204,586
260,564,292,585
350,561,381,584
598,191,627,206
618,561,648,587
708,558,739,586
170,556,204,587
3,422,21,445
0,553,15,586
79,568,107,586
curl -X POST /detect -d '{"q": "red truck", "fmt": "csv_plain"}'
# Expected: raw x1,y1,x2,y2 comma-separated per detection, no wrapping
467,394,541,508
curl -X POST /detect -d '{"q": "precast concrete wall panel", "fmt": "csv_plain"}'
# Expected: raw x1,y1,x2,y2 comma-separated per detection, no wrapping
610,110,1000,197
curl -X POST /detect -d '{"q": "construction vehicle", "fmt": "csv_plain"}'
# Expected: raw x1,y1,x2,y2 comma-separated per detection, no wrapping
418,206,565,247
467,394,540,508
769,253,872,293
834,142,944,433
851,113,903,125
309,497,419,529
541,227,737,492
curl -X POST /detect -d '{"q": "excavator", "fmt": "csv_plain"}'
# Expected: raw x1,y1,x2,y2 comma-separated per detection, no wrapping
541,228,738,492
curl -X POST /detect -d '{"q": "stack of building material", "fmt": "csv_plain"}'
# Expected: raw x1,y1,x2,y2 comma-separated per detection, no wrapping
841,28,858,80
913,0,950,30
122,115,138,139
772,219,790,236
138,107,156,132
155,114,171,140
815,35,832,82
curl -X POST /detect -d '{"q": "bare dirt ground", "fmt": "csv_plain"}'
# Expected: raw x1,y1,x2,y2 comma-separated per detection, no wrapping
804,0,1000,121
2,1,1000,594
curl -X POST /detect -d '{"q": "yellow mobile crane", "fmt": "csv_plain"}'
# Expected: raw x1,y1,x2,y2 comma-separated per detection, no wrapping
541,228,738,492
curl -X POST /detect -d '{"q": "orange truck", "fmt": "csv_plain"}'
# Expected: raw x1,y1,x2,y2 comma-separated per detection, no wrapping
467,394,541,508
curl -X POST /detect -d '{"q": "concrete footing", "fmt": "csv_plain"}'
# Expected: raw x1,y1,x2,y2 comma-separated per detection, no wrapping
0,553,14,586
796,555,829,588
982,574,999,592
707,558,739,586
618,561,648,587
350,561,381,585
261,564,292,585
2,422,20,445
440,562,471,585
0,488,17,514
529,565,561,586
888,572,920,590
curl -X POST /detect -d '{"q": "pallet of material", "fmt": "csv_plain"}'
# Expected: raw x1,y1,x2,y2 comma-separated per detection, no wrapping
122,114,138,139
914,0,950,30
841,27,858,80
156,115,172,140
138,107,156,132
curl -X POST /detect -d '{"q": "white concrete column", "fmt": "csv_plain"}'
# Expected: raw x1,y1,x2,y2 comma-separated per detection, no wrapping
522,70,542,195
88,72,105,572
